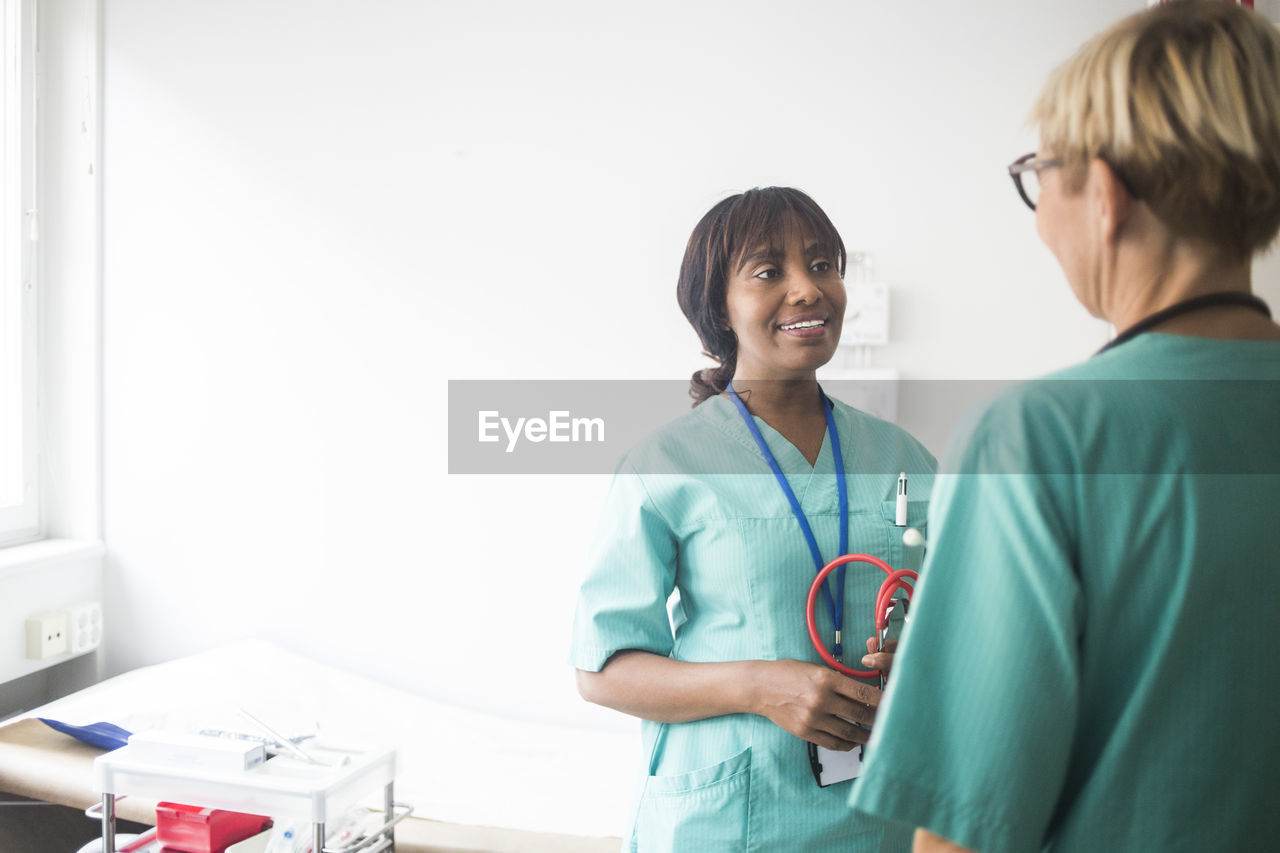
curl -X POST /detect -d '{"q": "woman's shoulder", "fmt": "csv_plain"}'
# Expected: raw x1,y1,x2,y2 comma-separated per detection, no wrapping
615,395,757,477
952,335,1280,475
939,357,1162,478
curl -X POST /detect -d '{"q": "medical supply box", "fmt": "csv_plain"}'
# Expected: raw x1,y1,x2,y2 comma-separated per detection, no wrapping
126,731,265,773
155,802,271,853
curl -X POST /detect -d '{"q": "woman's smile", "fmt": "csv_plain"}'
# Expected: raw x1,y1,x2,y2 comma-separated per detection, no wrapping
777,312,830,338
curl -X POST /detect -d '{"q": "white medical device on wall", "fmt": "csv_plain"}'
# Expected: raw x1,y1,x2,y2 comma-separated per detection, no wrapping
818,252,900,422
843,252,891,347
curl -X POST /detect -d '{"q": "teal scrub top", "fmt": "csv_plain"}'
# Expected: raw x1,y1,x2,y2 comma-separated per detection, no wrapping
570,394,936,852
850,335,1280,852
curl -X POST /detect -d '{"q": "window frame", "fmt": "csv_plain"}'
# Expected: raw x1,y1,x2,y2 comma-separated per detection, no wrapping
0,0,102,690
0,0,40,548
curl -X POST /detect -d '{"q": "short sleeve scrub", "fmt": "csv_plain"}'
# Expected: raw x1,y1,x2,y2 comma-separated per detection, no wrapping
848,335,1280,852
570,394,936,852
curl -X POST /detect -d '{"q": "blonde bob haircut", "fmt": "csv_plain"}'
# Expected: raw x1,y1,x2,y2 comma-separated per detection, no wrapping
1031,0,1280,260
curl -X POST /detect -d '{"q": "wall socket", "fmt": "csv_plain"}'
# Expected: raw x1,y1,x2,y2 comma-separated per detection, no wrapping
66,601,103,654
26,612,70,660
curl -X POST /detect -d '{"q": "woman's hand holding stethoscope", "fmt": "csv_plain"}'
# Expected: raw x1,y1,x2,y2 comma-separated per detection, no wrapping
763,551,915,755
751,659,883,753
755,550,919,757
860,636,899,678
799,546,920,785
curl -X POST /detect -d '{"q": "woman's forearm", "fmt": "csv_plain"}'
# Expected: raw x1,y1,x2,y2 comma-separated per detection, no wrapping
576,651,880,752
576,651,763,723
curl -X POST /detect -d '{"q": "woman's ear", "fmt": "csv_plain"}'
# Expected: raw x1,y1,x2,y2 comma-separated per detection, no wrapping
1090,158,1132,247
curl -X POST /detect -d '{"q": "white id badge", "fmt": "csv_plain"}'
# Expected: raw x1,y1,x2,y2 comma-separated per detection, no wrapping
809,739,864,787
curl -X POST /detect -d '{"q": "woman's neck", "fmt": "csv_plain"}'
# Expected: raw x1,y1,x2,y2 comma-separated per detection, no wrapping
1104,229,1277,339
725,376,829,466
727,376,824,420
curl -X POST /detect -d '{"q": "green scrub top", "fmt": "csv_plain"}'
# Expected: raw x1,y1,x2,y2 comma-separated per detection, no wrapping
850,335,1280,852
570,393,936,852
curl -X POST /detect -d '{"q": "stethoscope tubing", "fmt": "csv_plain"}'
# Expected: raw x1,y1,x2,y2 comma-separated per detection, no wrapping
806,553,918,679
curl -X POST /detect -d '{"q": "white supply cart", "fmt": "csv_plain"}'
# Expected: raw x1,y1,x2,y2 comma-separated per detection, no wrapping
91,739,411,853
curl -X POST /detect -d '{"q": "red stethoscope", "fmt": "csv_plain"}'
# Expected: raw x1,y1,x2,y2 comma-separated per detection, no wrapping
806,553,916,681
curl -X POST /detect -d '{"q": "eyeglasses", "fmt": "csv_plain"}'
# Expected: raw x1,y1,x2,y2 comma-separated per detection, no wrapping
1007,152,1063,211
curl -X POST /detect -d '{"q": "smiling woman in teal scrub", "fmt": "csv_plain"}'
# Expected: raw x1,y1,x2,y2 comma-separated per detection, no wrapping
570,187,935,851
849,3,1280,852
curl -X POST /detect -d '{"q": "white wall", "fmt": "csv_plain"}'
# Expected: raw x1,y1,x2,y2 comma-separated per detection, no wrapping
101,0,1280,733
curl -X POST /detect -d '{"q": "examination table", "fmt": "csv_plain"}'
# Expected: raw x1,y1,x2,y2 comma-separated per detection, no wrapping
0,641,630,852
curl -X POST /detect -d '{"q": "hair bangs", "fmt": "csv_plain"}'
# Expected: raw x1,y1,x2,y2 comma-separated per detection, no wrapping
721,188,847,279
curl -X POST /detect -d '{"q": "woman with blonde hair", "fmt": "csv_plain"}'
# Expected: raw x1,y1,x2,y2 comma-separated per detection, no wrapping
850,2,1280,851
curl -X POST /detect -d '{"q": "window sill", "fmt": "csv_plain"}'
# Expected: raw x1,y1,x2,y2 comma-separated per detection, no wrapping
0,538,104,581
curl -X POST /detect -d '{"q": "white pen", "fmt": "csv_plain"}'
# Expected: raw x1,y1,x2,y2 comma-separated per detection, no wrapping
895,472,908,526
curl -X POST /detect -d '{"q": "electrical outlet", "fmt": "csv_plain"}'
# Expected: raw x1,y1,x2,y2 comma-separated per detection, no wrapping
66,601,103,654
26,612,70,660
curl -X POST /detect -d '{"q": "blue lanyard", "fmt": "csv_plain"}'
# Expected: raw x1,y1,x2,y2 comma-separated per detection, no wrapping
726,386,849,659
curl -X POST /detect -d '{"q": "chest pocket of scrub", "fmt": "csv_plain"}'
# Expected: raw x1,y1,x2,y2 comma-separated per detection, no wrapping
880,500,928,576
632,746,752,853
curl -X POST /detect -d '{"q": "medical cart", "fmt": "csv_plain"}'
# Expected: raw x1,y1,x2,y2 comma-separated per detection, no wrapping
90,738,411,852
